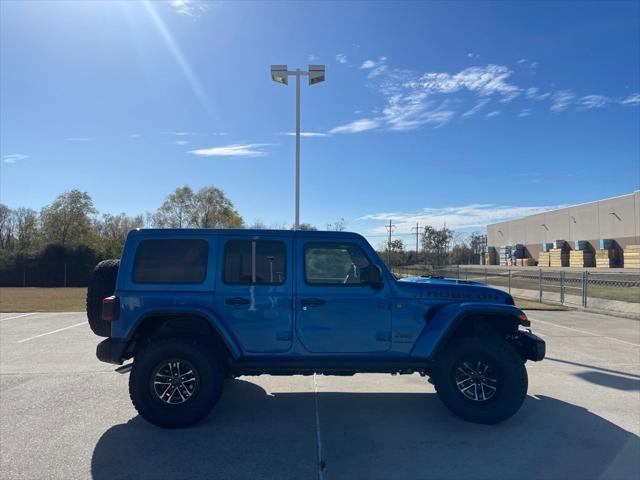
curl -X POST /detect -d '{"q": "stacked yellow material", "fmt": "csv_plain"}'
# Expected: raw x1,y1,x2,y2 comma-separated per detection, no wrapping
569,250,595,268
516,258,536,267
538,251,550,267
549,248,569,267
595,249,616,268
624,245,640,269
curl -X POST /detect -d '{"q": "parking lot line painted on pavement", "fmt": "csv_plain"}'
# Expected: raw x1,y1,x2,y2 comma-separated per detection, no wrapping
0,313,38,322
529,317,640,347
16,322,86,344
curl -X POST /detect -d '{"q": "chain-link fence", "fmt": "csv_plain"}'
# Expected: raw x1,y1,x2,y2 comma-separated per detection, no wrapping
391,265,640,316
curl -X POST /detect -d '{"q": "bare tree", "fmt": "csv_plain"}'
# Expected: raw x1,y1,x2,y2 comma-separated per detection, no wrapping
326,218,347,231
0,204,14,250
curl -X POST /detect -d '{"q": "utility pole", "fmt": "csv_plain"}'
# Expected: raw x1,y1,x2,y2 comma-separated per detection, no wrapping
385,220,395,266
413,222,420,264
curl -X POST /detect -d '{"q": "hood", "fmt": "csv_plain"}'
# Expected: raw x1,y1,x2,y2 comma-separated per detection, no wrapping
397,275,513,304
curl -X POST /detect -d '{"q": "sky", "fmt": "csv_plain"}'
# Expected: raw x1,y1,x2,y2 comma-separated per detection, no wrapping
1,0,639,248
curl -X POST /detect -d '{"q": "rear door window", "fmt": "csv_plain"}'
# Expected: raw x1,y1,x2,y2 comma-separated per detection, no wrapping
223,240,286,284
133,239,208,284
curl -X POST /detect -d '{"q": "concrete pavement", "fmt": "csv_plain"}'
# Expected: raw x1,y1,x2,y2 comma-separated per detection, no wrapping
0,310,638,480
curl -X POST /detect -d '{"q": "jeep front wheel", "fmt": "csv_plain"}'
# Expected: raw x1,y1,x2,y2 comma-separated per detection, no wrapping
432,335,528,424
129,337,224,428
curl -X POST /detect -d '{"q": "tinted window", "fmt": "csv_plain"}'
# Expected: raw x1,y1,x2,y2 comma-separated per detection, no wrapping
305,242,373,285
223,240,286,285
133,239,208,283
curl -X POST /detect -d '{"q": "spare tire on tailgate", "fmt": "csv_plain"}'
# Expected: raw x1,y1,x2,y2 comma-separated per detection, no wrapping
86,259,120,337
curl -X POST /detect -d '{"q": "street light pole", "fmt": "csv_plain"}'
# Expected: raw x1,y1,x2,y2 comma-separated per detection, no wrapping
295,69,301,229
271,64,325,230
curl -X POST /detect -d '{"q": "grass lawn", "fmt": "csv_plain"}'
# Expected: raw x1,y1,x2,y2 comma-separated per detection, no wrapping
0,288,86,312
514,297,570,311
0,287,566,315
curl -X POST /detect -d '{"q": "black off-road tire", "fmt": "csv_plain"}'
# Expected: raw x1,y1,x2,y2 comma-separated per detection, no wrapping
432,335,528,424
129,337,225,428
86,259,120,337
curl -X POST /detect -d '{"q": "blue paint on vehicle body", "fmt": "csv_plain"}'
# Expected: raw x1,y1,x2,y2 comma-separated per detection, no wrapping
106,228,533,364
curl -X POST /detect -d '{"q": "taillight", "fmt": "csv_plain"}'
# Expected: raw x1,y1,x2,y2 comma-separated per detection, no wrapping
102,296,120,322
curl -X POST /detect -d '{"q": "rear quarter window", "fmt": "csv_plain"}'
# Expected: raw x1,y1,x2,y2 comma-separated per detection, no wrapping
133,239,209,284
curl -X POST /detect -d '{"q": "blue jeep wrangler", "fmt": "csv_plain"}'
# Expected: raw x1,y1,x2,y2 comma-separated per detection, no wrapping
87,229,545,428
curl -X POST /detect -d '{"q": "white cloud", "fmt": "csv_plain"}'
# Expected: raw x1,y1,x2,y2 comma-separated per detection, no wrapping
517,58,538,69
175,140,190,145
169,0,209,17
620,93,640,105
279,132,330,137
189,143,270,158
336,53,348,64
308,54,319,62
467,52,480,58
383,93,455,130
332,58,628,134
359,203,567,233
66,137,92,142
129,133,142,139
329,118,380,134
525,87,550,100
360,57,388,78
462,99,490,117
550,90,575,113
577,94,610,110
2,153,28,164
408,64,521,101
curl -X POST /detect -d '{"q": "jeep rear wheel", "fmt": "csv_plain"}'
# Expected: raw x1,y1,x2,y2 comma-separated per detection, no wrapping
129,337,224,428
432,335,527,424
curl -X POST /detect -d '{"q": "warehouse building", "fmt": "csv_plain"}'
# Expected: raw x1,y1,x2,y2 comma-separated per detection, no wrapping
487,191,640,261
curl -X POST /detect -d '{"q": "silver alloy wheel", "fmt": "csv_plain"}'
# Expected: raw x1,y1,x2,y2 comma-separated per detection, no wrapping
454,360,498,402
152,359,199,405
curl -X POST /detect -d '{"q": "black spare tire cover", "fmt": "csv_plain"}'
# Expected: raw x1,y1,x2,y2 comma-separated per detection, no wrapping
86,259,120,337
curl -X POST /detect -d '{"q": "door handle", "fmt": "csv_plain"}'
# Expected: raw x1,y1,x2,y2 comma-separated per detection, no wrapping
225,297,250,306
301,298,325,307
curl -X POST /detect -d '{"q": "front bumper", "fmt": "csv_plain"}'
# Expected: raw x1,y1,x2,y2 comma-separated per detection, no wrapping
96,338,128,365
516,330,546,361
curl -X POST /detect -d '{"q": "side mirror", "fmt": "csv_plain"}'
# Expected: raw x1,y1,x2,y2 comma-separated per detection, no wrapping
369,265,384,289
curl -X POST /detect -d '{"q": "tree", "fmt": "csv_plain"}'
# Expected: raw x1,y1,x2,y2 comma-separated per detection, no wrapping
449,243,472,265
326,218,347,231
421,225,453,265
386,238,405,266
192,187,244,228
12,208,40,253
0,204,13,250
40,190,97,247
96,213,144,257
152,186,195,228
152,186,244,228
296,223,318,231
249,219,268,229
